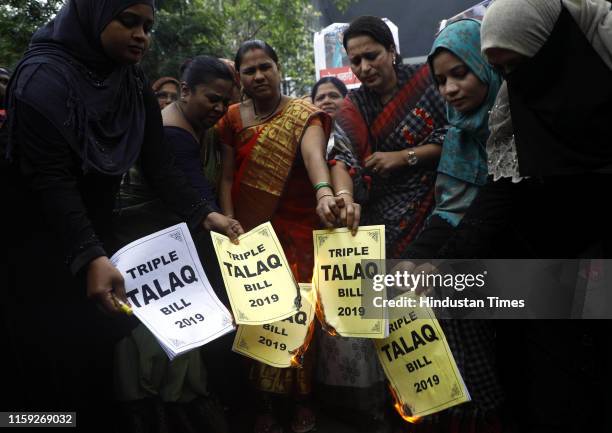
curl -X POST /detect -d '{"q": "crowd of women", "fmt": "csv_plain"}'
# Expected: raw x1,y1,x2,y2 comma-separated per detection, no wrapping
1,0,611,432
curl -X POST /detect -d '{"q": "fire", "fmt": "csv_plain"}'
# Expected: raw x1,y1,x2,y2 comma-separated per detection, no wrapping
311,272,338,336
290,314,315,367
389,384,422,424
289,277,321,367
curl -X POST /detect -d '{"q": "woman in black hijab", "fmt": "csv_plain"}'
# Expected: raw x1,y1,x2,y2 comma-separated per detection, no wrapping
2,0,242,430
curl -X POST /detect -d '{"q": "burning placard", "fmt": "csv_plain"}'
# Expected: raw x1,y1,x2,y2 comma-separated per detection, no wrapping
110,223,235,360
313,225,388,338
232,283,315,368
211,222,300,325
374,292,470,418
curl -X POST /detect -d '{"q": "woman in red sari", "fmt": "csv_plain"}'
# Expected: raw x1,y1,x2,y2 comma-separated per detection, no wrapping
217,40,335,433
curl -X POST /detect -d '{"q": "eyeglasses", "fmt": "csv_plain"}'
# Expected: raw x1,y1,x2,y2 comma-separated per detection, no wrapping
155,91,178,101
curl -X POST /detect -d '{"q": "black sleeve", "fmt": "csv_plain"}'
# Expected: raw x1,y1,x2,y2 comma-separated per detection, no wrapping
139,86,217,229
164,127,220,211
16,100,106,275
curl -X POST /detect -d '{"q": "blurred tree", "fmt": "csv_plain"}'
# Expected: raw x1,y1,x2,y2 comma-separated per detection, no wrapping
0,0,352,94
0,0,65,68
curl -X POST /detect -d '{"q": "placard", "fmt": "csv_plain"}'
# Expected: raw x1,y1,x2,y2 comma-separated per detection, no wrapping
374,293,470,418
232,283,316,368
313,225,387,338
212,222,300,325
110,223,235,360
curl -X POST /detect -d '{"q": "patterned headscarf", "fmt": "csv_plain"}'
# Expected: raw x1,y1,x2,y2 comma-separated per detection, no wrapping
429,19,502,186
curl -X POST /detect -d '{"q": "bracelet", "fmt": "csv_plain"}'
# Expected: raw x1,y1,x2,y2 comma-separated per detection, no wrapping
334,189,353,197
313,181,332,191
317,193,333,201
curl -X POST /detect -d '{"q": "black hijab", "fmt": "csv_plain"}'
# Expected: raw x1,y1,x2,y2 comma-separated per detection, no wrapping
6,0,155,175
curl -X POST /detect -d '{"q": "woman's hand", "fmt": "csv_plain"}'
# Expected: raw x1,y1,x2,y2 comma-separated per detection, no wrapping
316,194,341,228
203,212,244,244
364,151,408,176
336,194,361,235
86,256,126,315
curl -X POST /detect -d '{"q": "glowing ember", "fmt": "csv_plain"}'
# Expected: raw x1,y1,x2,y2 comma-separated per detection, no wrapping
389,384,422,424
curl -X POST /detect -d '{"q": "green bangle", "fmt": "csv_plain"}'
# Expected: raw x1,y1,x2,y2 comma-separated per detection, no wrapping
313,181,332,191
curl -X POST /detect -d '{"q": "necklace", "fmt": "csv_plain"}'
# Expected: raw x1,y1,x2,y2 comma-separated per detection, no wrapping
253,94,283,121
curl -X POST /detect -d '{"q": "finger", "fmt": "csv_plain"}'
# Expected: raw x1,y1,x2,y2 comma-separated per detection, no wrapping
227,226,240,244
339,207,348,227
415,263,437,275
113,273,127,303
390,261,416,292
99,291,121,315
391,260,416,275
319,207,335,228
414,263,437,296
327,199,340,217
345,203,354,231
351,204,361,235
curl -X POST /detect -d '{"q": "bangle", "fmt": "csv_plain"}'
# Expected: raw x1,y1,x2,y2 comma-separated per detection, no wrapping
313,181,332,191
334,189,353,197
317,193,333,201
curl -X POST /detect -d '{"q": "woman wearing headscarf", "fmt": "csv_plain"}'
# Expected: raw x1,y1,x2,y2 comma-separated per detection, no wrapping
437,1,612,431
442,0,612,258
2,0,242,430
402,19,502,259
394,19,505,433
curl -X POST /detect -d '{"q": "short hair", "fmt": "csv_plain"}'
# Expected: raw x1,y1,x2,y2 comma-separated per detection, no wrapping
311,76,348,102
179,56,235,91
234,40,279,71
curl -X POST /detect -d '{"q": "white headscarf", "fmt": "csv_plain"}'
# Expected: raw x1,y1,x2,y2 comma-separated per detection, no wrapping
481,0,612,69
564,0,612,68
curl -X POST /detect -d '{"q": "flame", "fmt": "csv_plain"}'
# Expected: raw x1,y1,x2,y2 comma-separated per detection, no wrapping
289,317,315,367
289,278,320,367
311,271,338,336
388,384,422,424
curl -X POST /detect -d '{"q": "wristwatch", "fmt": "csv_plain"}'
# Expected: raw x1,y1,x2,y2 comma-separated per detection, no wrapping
405,150,418,166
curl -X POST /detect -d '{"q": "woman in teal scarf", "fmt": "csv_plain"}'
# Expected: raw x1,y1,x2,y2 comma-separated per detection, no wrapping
397,19,505,433
402,18,502,259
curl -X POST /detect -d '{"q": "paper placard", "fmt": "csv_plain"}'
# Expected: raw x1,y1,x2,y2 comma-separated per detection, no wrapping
232,283,315,368
110,223,235,360
313,225,387,338
374,293,470,418
211,222,300,325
